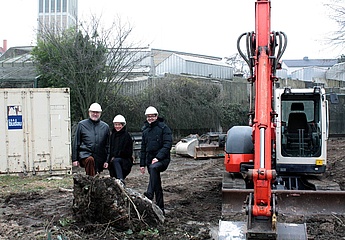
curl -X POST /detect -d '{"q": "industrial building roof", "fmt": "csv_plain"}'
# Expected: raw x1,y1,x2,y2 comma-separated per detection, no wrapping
282,57,338,68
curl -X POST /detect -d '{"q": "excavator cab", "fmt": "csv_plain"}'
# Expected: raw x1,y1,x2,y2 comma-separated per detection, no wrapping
276,87,328,175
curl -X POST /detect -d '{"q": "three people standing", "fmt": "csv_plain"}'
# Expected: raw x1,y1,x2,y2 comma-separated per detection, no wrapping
72,103,172,214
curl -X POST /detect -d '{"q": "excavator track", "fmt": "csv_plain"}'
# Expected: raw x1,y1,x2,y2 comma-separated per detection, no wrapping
220,173,345,239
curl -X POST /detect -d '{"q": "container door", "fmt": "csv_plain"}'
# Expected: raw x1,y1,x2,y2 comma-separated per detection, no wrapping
28,89,71,174
0,90,28,174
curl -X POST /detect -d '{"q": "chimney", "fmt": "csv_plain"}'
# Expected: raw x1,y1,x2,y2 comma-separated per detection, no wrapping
3,40,7,52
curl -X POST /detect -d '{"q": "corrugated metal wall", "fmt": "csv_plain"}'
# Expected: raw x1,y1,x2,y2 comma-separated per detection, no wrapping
155,54,186,75
155,54,233,80
185,61,233,79
276,68,288,79
291,67,327,81
326,62,345,81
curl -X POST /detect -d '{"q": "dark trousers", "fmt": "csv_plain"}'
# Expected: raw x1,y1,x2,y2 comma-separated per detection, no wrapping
79,156,96,176
109,157,132,180
147,161,166,211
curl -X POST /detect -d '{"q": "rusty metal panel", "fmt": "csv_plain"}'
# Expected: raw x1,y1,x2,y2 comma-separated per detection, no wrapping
194,145,224,159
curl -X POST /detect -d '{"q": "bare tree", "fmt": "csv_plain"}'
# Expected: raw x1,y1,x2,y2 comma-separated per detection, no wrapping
224,53,249,77
32,16,148,121
325,0,345,51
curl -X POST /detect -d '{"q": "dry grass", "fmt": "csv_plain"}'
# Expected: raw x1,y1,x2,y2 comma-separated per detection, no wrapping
0,174,73,195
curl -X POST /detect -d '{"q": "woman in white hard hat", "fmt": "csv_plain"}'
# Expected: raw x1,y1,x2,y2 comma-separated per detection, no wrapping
104,114,133,185
72,103,110,176
140,106,172,215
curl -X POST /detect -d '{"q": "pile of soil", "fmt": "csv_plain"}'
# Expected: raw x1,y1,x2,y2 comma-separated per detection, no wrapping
0,138,344,239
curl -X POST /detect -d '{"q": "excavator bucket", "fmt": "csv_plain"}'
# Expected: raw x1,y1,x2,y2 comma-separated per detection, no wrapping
219,187,345,240
219,189,307,240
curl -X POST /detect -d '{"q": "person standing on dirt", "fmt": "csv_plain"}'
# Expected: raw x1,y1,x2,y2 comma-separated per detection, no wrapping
140,106,172,214
104,114,133,185
72,103,110,176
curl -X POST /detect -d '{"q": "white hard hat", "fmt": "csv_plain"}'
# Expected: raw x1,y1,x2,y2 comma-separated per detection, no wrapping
113,114,126,125
89,103,102,112
145,106,158,115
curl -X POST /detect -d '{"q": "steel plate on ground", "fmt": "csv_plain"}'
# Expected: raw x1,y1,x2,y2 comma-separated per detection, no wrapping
275,190,345,216
222,190,249,217
218,221,307,240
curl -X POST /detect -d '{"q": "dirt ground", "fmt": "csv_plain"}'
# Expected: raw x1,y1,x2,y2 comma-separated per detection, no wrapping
0,138,345,239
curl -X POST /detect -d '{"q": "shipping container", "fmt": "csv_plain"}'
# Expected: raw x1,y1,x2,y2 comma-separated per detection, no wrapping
0,88,71,175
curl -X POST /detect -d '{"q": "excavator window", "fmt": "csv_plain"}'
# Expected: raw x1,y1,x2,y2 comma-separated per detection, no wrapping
281,98,322,157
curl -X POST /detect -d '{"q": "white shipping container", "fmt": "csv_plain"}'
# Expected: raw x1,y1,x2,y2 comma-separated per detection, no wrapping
0,88,71,175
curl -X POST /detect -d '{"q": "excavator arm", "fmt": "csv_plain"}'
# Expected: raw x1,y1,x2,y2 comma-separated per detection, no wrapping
246,0,278,236
250,0,275,219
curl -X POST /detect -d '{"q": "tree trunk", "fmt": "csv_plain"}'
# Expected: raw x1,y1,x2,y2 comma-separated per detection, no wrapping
72,174,164,231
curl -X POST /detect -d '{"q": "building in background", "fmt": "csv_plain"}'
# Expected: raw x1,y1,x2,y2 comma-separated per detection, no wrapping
152,49,233,80
38,0,78,34
276,56,338,81
326,62,345,82
129,49,234,81
0,46,37,88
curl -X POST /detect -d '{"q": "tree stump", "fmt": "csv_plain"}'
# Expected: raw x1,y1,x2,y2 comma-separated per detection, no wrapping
72,174,164,231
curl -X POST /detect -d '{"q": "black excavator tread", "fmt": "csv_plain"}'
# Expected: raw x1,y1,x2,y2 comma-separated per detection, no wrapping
222,172,246,190
305,178,341,191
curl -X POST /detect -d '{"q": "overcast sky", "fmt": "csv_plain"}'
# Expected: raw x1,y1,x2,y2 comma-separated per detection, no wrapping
0,0,342,60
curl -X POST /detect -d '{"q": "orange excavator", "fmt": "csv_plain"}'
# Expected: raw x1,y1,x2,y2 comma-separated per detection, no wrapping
219,0,345,239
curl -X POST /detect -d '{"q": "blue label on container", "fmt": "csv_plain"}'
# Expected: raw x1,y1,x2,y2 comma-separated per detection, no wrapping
7,105,23,130
8,116,23,130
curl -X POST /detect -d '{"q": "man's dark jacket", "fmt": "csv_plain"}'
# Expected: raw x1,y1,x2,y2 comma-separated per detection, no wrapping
72,118,110,172
140,117,172,170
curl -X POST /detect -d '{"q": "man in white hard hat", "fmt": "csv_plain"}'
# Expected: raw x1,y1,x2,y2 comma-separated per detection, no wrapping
104,114,133,185
72,103,110,176
140,106,172,215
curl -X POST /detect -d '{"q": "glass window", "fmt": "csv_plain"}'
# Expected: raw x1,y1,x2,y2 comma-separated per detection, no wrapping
280,94,322,158
51,0,55,12
45,0,49,12
62,0,67,12
57,0,61,12
281,100,315,122
39,0,43,13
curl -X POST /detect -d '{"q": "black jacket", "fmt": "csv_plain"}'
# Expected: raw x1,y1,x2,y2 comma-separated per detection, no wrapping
140,117,172,168
107,126,133,162
72,118,110,170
